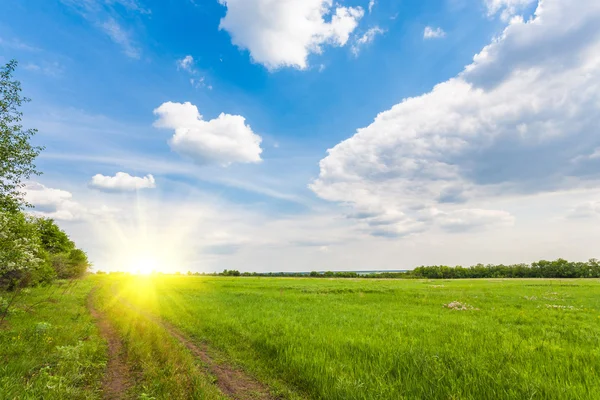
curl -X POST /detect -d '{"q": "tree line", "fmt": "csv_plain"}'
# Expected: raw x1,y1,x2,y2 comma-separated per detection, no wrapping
210,259,600,279
1,60,89,291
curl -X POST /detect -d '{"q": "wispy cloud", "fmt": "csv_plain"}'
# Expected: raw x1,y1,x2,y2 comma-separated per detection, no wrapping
0,37,40,52
176,55,211,89
60,0,146,58
352,26,385,56
99,18,140,59
423,26,446,39
23,61,64,77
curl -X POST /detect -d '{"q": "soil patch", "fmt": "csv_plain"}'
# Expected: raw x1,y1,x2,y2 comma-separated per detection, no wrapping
87,289,133,400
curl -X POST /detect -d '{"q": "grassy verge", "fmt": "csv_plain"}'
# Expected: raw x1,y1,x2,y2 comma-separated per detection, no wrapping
91,275,226,400
0,279,105,400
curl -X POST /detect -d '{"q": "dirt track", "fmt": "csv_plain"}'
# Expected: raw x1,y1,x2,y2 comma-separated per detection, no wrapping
87,289,133,400
89,285,276,400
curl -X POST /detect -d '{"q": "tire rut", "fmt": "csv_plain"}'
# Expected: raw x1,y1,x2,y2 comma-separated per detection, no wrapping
87,288,133,400
109,285,277,400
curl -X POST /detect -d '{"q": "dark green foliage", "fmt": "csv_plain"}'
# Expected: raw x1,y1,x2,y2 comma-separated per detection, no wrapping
229,259,600,279
34,217,75,254
0,62,88,289
221,269,241,276
0,60,43,212
408,258,600,279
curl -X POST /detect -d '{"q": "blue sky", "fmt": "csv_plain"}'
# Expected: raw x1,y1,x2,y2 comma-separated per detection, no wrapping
1,0,599,273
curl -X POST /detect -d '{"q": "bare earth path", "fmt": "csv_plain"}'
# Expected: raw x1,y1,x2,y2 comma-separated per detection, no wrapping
87,288,133,400
161,319,275,400
107,283,277,400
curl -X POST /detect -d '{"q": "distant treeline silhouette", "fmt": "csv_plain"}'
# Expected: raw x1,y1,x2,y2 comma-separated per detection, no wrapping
219,259,600,279
97,259,600,279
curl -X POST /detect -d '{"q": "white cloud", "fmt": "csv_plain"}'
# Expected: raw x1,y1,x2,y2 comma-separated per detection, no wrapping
437,209,514,232
352,27,385,56
90,172,156,192
567,201,600,219
0,37,39,51
217,0,364,70
153,101,263,166
423,26,446,39
177,55,195,73
311,0,600,237
485,0,536,21
24,182,85,221
60,0,145,58
23,61,64,77
177,55,210,89
24,182,73,210
99,18,140,59
368,0,375,13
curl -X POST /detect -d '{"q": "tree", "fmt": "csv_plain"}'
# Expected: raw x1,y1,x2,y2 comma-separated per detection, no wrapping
1,60,44,212
0,210,43,288
34,217,74,254
66,248,90,278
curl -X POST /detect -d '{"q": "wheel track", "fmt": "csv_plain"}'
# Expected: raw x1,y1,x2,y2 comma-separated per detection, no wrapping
106,283,277,400
87,288,133,400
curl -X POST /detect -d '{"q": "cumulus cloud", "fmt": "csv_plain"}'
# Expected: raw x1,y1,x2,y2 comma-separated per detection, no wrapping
89,172,156,192
217,0,364,70
24,182,84,221
153,101,263,166
485,0,536,21
368,0,375,13
423,26,446,39
311,0,600,237
352,27,385,56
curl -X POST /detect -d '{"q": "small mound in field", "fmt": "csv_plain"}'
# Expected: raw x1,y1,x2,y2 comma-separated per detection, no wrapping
444,301,478,311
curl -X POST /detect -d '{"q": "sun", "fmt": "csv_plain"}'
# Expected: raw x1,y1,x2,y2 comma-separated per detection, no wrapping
131,256,158,275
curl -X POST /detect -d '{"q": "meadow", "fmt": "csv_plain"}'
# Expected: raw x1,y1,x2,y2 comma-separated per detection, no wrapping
2,276,600,399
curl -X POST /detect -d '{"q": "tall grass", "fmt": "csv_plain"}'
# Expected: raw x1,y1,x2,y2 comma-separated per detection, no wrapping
91,276,226,400
0,280,105,399
112,276,600,400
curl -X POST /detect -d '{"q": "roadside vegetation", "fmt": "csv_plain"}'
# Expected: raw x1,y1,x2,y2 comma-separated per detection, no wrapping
0,279,106,399
1,60,97,399
1,60,90,297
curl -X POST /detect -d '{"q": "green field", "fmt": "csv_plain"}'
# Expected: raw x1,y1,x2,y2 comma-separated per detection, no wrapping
3,276,600,399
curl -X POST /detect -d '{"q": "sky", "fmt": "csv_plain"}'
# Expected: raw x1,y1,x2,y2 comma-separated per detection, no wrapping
1,0,599,273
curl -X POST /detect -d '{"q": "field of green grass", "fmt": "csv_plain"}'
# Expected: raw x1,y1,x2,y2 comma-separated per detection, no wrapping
2,276,600,399
111,276,600,399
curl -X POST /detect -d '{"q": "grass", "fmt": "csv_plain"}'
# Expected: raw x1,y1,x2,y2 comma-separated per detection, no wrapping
0,280,105,399
91,275,225,400
3,276,600,399
103,276,600,400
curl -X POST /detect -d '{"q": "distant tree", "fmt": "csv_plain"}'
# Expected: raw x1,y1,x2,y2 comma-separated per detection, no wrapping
65,248,90,278
0,60,44,212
